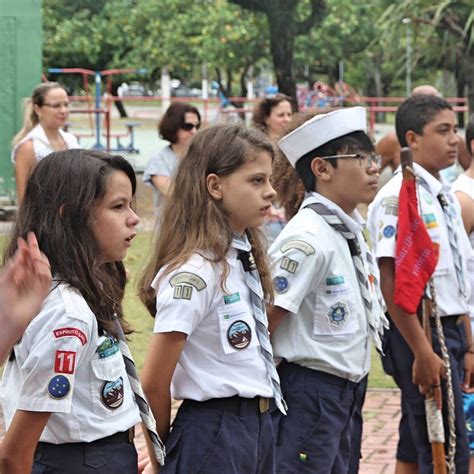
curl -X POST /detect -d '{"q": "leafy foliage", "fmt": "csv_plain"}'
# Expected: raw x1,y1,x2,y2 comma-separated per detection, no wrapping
42,0,472,111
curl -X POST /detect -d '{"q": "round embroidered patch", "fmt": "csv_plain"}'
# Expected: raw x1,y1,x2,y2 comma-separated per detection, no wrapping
101,377,124,409
227,320,252,350
383,225,395,238
48,375,70,399
327,302,348,327
273,276,289,293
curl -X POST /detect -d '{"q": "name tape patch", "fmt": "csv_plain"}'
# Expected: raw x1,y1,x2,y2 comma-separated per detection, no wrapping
280,240,315,256
169,272,207,290
224,292,241,305
53,327,87,346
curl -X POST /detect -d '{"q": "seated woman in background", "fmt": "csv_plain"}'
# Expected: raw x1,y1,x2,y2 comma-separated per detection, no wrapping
143,102,201,223
12,82,79,203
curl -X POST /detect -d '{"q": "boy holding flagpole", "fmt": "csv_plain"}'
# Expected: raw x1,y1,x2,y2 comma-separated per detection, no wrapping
368,95,473,473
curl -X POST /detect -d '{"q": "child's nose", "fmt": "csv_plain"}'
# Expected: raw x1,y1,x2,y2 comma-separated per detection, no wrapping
129,209,140,226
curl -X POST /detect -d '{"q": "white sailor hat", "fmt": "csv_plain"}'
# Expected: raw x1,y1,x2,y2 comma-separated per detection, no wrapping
278,106,367,167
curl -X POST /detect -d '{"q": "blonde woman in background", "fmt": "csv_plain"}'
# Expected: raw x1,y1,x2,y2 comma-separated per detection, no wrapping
12,82,79,203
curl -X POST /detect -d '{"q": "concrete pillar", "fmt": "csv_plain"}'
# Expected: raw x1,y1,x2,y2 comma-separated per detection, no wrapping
0,0,42,199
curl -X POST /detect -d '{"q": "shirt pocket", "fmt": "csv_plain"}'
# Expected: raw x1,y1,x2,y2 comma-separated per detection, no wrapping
90,352,134,418
313,283,359,340
216,302,260,361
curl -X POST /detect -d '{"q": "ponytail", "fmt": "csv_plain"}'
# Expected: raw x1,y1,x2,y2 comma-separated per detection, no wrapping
12,82,66,147
12,99,38,147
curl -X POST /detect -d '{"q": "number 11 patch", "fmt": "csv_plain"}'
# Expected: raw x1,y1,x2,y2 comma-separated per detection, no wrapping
54,350,76,374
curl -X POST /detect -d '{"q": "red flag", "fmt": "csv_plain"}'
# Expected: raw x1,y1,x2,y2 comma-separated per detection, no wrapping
394,178,438,314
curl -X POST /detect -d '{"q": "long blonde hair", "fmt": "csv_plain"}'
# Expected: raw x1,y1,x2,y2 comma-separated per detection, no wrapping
139,124,275,315
12,82,66,146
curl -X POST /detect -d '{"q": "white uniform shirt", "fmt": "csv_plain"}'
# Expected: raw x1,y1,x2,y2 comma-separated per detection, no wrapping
368,163,472,316
152,252,273,401
268,193,373,383
452,173,474,322
11,124,79,164
1,283,140,443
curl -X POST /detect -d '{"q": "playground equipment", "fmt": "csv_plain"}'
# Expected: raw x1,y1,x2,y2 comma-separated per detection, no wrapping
47,67,146,152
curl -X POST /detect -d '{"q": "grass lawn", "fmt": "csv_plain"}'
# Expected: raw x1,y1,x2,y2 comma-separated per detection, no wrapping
0,231,396,389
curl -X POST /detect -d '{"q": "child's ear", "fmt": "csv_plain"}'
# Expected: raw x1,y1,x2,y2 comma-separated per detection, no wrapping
405,130,420,150
310,157,332,182
206,173,223,200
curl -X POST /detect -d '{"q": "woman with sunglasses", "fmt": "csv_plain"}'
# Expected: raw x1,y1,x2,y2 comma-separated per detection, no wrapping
11,82,79,204
143,102,201,223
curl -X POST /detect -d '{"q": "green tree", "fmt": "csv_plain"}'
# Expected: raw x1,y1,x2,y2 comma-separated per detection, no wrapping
125,0,268,97
228,0,326,102
197,3,269,98
293,0,383,94
377,0,474,113
43,0,269,101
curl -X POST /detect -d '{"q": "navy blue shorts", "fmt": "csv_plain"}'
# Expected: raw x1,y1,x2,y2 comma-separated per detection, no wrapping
381,315,469,473
272,360,368,473
162,396,276,474
32,430,137,473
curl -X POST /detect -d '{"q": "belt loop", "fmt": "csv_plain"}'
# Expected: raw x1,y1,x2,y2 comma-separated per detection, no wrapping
259,397,270,413
128,426,135,443
239,396,246,419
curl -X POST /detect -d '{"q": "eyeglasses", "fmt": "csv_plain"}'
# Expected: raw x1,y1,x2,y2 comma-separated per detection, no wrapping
42,102,71,109
181,122,200,131
320,152,382,170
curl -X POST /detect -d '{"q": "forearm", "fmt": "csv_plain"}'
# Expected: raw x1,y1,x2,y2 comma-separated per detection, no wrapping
379,257,432,356
460,314,473,351
267,305,288,334
0,410,50,474
386,304,433,357
0,447,34,474
141,423,159,472
147,391,172,442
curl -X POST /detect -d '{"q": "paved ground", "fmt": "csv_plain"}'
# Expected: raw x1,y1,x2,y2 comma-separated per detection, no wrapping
0,388,400,473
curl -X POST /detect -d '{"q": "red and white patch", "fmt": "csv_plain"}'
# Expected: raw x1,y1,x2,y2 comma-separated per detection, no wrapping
53,327,87,346
54,350,76,374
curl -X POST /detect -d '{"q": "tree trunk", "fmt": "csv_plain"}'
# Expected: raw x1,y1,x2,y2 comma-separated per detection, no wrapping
228,0,325,112
266,7,297,108
372,61,385,123
465,53,474,117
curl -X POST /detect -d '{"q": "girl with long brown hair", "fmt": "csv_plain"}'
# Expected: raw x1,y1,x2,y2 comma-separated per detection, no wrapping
0,149,164,473
139,123,286,474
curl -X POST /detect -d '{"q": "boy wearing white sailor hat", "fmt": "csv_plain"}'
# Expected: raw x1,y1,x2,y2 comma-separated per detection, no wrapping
267,107,387,473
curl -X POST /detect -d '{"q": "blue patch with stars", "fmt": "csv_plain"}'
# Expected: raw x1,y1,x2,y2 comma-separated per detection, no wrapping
48,375,70,399
383,225,395,238
273,276,289,293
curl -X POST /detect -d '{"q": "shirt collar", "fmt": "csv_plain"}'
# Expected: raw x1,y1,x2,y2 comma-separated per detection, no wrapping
302,192,364,234
394,162,446,197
